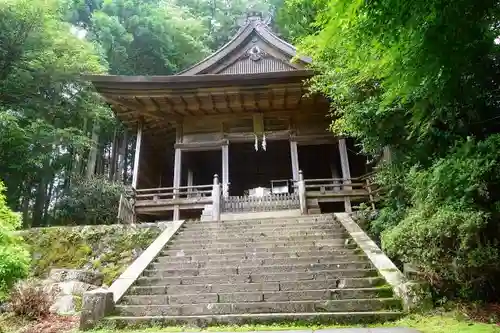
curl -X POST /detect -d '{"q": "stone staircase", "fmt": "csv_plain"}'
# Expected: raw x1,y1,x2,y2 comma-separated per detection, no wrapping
104,214,402,328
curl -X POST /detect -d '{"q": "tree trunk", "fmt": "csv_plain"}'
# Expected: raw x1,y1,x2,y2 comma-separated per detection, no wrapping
43,176,54,226
122,129,129,183
116,129,127,182
32,174,47,227
86,121,100,179
21,183,31,228
109,128,118,181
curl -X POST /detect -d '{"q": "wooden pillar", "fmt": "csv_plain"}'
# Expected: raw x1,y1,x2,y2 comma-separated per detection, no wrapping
131,121,143,189
222,144,229,197
187,169,193,187
338,138,352,213
173,124,182,220
298,170,307,215
212,174,221,221
187,169,193,197
330,163,341,192
290,139,299,182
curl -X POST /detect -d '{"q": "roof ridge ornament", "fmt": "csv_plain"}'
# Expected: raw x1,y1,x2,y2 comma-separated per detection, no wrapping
238,11,270,28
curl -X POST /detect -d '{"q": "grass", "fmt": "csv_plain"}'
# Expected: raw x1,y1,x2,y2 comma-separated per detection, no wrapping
88,313,500,333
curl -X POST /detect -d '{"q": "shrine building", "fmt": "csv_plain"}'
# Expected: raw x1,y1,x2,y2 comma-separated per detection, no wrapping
88,15,376,223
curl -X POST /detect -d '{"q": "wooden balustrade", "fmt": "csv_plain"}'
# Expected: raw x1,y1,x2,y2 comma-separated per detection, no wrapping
222,192,300,213
135,184,213,203
302,173,379,208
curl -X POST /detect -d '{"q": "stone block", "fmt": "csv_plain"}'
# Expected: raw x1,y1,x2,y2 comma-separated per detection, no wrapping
79,288,114,331
218,292,264,303
168,293,218,304
50,295,78,314
49,269,104,286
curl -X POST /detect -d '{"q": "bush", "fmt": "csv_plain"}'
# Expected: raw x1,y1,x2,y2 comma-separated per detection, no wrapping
54,175,128,225
376,135,500,300
0,180,30,299
10,279,55,319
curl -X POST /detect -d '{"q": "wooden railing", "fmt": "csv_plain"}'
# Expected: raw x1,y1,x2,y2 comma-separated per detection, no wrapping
300,172,380,210
117,194,135,224
303,178,366,193
222,192,300,213
135,184,213,204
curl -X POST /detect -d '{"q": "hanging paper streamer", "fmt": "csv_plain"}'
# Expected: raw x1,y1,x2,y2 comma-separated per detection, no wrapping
254,133,258,151
262,133,267,151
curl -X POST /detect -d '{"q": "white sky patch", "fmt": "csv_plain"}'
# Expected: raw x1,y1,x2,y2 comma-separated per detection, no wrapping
70,25,88,40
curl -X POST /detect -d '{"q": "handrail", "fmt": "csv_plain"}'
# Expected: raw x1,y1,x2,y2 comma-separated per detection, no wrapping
303,178,345,183
136,184,212,193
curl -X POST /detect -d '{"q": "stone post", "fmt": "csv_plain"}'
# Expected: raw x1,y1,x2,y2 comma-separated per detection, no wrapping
298,170,307,215
79,288,114,331
212,174,221,221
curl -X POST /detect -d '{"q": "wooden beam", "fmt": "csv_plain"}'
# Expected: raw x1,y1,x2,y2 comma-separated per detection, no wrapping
292,134,336,145
226,130,290,143
174,140,226,151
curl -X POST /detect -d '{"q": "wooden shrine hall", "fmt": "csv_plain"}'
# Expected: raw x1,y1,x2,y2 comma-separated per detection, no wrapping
88,15,377,222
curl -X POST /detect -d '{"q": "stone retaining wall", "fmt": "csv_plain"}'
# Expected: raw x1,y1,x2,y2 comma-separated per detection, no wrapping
19,222,168,285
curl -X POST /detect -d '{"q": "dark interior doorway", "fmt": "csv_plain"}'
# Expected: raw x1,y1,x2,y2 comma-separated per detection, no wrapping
298,143,341,180
183,150,221,186
229,140,292,196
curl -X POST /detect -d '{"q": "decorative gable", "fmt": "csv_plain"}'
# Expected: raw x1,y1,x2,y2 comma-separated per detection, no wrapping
178,15,311,76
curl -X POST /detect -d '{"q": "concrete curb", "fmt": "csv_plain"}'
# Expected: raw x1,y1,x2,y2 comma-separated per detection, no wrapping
334,213,431,312
79,219,186,330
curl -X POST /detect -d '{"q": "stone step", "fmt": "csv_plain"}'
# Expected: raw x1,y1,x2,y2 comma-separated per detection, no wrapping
121,287,394,305
103,311,404,328
174,232,347,242
128,277,385,295
165,239,352,251
159,249,362,261
144,262,373,278
135,268,378,286
184,216,335,226
183,220,339,231
154,254,369,266
161,244,358,256
148,260,372,274
115,298,401,316
171,235,348,246
177,226,345,236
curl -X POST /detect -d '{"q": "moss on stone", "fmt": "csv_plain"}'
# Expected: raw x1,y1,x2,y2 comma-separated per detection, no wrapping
22,224,162,286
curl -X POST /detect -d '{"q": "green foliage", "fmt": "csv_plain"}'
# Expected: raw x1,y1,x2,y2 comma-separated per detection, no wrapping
24,224,161,285
0,181,30,300
54,176,128,225
381,136,500,299
65,0,209,75
279,0,500,301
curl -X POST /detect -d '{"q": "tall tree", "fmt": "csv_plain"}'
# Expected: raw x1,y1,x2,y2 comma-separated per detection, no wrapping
0,0,108,226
